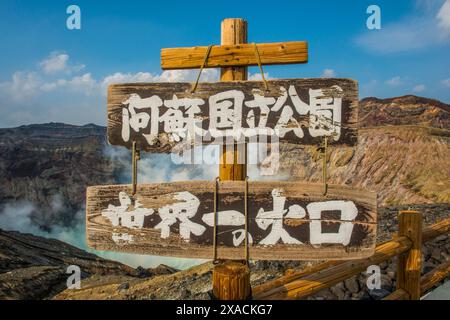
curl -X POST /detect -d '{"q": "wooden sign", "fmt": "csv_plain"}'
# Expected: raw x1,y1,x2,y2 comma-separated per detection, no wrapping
86,181,376,260
107,79,358,153
161,41,308,69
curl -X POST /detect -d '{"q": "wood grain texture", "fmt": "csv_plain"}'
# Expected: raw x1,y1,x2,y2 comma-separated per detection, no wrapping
107,78,359,152
219,18,247,181
384,261,450,300
396,210,422,300
254,236,411,299
86,181,377,260
216,18,250,301
420,260,450,293
212,261,251,300
161,41,308,70
422,218,450,242
382,288,409,300
254,217,450,299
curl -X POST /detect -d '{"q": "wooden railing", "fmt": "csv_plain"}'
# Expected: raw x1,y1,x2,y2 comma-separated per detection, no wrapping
253,211,450,300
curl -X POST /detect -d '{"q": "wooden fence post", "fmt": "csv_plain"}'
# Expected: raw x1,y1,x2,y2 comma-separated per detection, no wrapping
212,18,251,300
396,210,422,300
212,260,252,300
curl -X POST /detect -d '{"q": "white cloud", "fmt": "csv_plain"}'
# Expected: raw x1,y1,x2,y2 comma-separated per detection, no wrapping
248,72,271,81
321,69,336,78
69,73,96,92
386,76,403,86
0,51,221,126
40,79,67,92
442,78,450,87
0,51,94,106
101,72,155,86
100,69,220,95
0,71,42,102
40,53,69,74
39,51,85,74
356,0,450,53
12,72,41,96
413,84,426,92
437,0,450,31
155,69,219,82
1,72,96,101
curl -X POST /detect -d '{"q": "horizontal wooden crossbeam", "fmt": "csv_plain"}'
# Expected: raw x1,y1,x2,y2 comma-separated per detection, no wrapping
161,41,308,70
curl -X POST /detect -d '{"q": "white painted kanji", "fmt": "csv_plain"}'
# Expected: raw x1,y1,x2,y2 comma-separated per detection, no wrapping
255,188,306,245
208,90,244,140
121,93,163,145
102,189,360,247
307,86,343,140
271,86,306,139
307,200,358,246
232,229,254,247
155,191,206,241
101,191,154,229
119,85,345,145
160,94,205,142
245,93,275,137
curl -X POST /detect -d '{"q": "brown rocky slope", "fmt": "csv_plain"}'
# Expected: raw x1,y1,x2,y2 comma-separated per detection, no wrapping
0,228,178,300
276,95,450,205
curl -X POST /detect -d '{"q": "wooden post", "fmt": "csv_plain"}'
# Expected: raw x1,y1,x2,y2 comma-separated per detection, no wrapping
219,18,247,181
212,261,252,300
213,18,251,300
396,210,422,300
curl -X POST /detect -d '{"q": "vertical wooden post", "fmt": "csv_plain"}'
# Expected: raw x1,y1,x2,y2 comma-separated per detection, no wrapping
396,210,422,300
212,260,251,300
219,18,247,181
212,18,251,300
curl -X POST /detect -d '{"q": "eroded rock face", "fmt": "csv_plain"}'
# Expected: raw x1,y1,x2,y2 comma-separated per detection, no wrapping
359,95,450,129
0,229,178,300
278,96,450,206
0,123,121,229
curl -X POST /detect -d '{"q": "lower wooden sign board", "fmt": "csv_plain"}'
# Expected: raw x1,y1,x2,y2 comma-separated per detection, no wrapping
86,181,377,260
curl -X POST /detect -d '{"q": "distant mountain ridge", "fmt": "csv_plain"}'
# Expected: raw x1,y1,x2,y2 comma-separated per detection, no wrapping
279,95,450,205
359,95,450,128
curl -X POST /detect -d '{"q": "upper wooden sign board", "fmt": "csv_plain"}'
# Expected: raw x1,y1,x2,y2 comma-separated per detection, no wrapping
107,78,358,152
86,181,376,260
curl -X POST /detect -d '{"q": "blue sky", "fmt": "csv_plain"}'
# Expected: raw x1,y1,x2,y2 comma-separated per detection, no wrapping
0,0,449,128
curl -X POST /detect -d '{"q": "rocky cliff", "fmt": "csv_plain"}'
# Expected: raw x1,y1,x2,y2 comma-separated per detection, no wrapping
0,123,121,230
0,228,178,300
277,95,450,205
